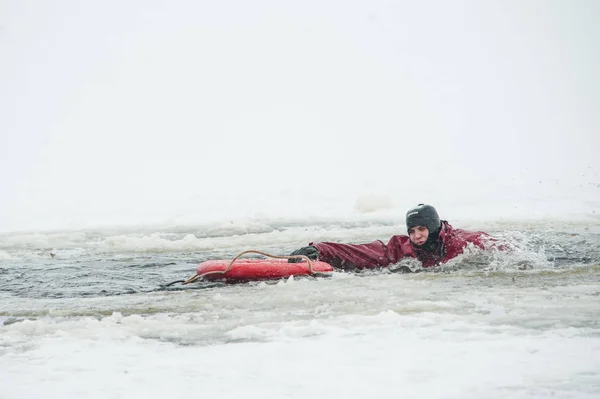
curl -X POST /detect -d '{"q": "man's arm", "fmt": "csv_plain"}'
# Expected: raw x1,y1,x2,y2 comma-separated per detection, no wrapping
309,240,391,270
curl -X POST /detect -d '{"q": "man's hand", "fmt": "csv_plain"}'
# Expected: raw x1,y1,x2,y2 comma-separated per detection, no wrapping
288,246,319,263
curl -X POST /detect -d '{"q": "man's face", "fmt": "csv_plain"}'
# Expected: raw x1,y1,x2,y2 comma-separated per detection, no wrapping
408,225,429,246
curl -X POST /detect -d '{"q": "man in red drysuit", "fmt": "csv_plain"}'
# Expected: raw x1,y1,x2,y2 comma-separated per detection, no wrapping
289,204,492,270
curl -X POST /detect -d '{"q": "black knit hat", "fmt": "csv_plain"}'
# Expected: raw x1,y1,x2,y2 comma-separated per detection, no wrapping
406,204,441,233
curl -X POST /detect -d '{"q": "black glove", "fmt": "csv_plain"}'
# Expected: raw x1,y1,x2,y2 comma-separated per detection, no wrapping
288,246,319,263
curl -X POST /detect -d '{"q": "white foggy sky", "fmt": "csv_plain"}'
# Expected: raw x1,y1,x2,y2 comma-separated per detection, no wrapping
1,0,599,232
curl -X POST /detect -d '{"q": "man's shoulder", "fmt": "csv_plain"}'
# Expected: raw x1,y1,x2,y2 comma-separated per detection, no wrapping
446,225,490,244
387,234,413,247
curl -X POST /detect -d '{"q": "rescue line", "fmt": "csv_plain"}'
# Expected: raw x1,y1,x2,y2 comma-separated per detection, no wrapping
179,250,333,284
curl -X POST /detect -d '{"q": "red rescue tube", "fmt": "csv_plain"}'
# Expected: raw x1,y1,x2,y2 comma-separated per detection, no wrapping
196,259,333,281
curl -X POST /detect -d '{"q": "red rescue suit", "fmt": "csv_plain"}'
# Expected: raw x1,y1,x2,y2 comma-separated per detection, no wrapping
312,221,490,269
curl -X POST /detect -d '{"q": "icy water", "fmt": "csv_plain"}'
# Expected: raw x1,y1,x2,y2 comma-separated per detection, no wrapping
1,220,600,399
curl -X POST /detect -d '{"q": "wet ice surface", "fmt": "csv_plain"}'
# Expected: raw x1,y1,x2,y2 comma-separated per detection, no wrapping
1,223,599,398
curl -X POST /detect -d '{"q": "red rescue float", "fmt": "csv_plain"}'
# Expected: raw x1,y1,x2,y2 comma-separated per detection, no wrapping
185,250,333,283
196,258,333,281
